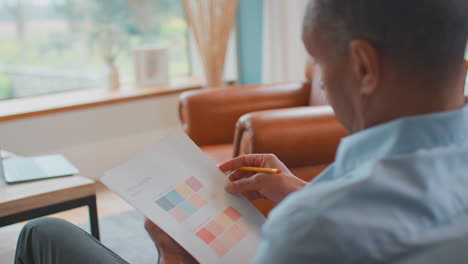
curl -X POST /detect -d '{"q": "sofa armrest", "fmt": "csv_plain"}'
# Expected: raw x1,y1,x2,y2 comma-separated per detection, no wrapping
179,82,311,146
234,106,347,168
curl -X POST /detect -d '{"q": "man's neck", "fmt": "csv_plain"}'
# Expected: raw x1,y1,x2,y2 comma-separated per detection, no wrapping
360,82,466,132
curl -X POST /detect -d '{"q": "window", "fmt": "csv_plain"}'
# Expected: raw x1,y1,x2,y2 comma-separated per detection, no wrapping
0,0,190,100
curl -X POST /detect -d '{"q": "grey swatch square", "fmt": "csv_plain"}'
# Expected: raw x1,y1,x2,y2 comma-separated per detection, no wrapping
156,196,175,211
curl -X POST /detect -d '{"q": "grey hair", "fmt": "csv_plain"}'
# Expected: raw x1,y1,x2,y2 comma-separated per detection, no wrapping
303,0,468,72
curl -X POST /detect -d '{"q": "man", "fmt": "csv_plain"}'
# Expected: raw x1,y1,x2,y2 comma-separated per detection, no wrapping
15,0,468,263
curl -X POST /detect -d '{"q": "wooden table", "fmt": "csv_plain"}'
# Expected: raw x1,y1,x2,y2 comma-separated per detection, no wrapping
0,174,100,240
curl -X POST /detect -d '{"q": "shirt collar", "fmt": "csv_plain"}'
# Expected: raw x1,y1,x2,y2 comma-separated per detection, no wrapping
335,102,468,175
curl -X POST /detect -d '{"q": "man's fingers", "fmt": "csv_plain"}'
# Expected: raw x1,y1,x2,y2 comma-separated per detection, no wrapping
225,176,260,194
144,218,161,232
242,191,263,200
218,155,264,172
227,170,256,181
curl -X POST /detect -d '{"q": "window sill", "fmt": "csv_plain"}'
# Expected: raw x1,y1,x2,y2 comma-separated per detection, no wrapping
0,77,207,122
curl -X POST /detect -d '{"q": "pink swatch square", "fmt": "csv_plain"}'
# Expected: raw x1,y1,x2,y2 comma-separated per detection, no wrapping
196,228,216,244
189,194,208,209
170,207,189,223
210,239,228,257
228,224,246,241
206,220,224,237
224,206,242,221
185,176,204,192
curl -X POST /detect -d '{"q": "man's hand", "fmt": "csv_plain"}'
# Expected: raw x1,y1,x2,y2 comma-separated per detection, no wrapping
144,219,199,264
219,154,307,204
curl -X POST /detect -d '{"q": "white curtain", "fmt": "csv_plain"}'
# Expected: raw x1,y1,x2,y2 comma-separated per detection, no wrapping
189,31,238,84
262,0,308,83
183,0,239,88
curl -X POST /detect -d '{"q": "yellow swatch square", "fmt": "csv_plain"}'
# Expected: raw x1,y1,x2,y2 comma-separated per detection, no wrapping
175,184,194,199
216,213,234,228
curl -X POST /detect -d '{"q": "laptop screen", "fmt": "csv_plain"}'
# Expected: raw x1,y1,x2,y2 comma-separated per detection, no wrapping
0,152,4,180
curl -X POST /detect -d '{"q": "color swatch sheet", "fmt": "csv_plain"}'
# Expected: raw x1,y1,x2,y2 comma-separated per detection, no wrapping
100,133,266,264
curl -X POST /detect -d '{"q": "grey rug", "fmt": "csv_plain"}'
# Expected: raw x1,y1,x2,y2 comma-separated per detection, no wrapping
82,210,159,264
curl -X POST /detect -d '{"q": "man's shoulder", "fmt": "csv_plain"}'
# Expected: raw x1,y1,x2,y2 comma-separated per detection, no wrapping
275,142,468,231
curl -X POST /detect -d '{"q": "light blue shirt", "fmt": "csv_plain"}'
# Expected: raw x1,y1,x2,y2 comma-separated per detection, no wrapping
254,103,468,264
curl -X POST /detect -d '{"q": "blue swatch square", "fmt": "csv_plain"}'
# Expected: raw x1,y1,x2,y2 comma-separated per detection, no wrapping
156,197,175,211
165,190,185,205
178,200,198,216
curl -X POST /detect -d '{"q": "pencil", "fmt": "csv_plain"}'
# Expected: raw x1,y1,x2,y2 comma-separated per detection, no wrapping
236,167,282,174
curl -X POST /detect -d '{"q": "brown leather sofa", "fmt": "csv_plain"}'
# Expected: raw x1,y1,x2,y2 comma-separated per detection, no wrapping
178,58,329,165
178,81,347,171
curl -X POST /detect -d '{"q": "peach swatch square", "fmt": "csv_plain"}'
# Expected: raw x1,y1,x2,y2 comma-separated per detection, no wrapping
170,207,189,223
189,194,208,209
209,239,228,257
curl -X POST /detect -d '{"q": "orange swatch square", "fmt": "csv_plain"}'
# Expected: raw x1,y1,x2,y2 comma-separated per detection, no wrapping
224,207,241,221
196,228,216,244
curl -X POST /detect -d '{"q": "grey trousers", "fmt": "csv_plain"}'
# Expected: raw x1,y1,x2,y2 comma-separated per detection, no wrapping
15,218,130,264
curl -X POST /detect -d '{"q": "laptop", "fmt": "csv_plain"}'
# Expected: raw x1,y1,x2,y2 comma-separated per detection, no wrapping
0,153,79,184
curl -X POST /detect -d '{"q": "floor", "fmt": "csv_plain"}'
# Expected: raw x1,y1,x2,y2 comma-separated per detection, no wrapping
0,182,134,263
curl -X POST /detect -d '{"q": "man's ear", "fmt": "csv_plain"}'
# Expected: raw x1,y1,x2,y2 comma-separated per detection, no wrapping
349,40,381,95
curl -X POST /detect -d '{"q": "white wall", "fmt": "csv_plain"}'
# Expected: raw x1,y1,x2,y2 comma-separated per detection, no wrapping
0,94,184,180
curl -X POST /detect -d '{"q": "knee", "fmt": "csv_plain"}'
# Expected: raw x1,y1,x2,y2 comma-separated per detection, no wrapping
20,217,72,242
23,217,67,233
16,218,72,263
